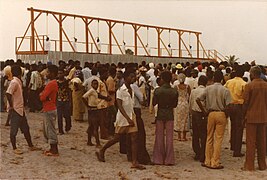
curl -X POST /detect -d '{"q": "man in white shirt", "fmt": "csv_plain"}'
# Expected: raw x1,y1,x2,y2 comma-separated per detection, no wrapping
44,37,51,51
82,62,92,81
96,70,146,170
148,69,158,114
83,67,100,91
185,69,199,90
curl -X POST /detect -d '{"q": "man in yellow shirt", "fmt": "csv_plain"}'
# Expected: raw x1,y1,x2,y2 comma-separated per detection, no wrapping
224,66,246,157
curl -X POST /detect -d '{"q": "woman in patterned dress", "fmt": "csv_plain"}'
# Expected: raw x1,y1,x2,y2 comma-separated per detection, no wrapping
174,73,191,141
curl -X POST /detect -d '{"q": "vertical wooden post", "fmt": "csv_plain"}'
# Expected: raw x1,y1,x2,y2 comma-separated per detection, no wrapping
59,15,63,52
108,21,112,54
157,28,161,57
196,33,199,59
30,7,35,52
134,25,138,55
85,18,89,53
178,31,182,57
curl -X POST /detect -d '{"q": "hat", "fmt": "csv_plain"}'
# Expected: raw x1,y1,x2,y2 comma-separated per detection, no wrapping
176,64,183,69
149,63,154,68
139,66,147,72
3,65,12,80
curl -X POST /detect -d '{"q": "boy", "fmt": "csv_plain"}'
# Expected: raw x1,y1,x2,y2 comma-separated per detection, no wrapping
82,79,101,147
40,65,59,156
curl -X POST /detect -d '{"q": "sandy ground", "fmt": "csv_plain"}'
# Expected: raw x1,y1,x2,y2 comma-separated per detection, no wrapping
1,108,267,180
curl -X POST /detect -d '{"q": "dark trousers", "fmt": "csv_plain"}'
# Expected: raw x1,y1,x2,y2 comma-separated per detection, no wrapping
191,111,207,162
87,109,100,145
29,90,42,111
98,108,109,139
23,87,28,107
229,104,244,155
131,108,151,164
119,108,151,164
57,101,72,133
10,110,33,149
245,123,266,171
107,105,117,136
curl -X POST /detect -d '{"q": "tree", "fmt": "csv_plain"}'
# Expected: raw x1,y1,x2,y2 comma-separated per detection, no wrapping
226,55,239,66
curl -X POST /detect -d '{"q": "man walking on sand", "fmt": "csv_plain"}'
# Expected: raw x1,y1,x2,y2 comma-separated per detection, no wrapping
96,70,146,170
40,65,59,156
6,65,40,154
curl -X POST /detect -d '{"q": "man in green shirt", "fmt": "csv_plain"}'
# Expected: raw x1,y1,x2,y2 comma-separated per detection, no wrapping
152,71,178,165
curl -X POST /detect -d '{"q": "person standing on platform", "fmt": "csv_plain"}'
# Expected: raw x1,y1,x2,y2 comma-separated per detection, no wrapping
197,70,231,169
152,71,178,165
242,66,267,171
40,65,59,156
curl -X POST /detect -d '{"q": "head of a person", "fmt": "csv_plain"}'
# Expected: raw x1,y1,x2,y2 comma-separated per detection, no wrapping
160,71,172,84
198,75,208,86
47,65,58,80
58,67,65,80
178,73,186,84
206,70,214,81
99,66,108,80
191,69,198,78
123,70,136,85
249,66,261,80
116,70,123,80
74,60,80,69
156,77,162,86
225,67,231,74
213,70,223,83
235,65,244,77
46,37,50,41
91,79,99,90
109,66,117,78
84,62,90,68
91,67,98,76
11,65,22,78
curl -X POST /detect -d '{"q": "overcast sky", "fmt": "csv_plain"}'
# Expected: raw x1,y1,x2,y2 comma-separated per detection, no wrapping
0,0,266,65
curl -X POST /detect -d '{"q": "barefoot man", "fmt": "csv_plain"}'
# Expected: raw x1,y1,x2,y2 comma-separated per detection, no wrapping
96,70,146,170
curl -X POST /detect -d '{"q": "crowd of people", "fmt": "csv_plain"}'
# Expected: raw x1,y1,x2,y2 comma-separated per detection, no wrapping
1,58,267,171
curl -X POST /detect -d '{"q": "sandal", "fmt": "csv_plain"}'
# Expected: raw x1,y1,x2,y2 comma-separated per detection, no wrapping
44,151,59,157
131,164,146,170
95,151,105,162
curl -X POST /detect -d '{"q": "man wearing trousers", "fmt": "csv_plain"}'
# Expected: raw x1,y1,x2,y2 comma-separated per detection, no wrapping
197,70,231,169
243,66,267,171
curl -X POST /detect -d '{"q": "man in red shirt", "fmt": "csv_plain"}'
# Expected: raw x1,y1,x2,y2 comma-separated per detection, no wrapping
40,65,59,156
